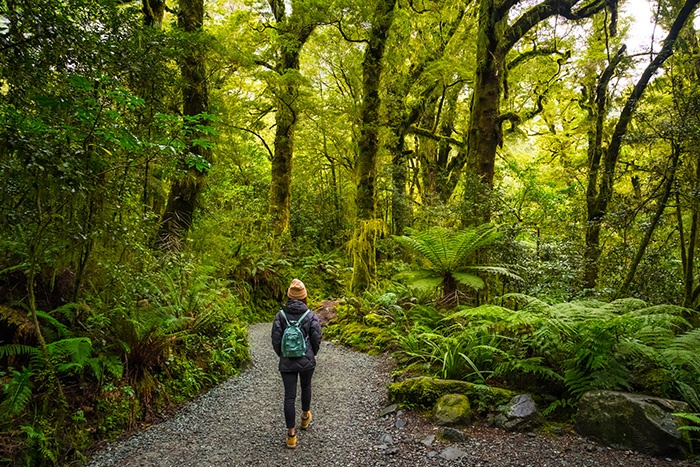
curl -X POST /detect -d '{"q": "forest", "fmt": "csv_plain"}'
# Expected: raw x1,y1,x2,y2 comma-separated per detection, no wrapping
1,0,700,464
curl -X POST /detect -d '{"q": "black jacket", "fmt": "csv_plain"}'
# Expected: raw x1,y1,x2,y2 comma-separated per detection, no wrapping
271,299,322,373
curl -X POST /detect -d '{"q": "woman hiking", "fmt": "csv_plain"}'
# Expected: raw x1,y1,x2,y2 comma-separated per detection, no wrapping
271,279,322,449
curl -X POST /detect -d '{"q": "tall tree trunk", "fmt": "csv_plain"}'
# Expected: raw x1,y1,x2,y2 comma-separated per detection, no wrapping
583,0,700,288
467,0,504,195
350,0,397,293
156,0,210,249
269,73,297,235
582,46,626,289
618,144,680,296
267,0,316,236
142,0,166,27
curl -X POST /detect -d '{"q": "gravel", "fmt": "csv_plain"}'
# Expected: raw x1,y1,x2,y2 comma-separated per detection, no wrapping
86,323,698,467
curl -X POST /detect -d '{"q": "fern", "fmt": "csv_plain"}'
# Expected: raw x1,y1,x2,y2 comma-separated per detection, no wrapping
393,224,519,304
35,310,72,340
0,344,40,358
1,367,34,417
676,381,700,412
674,413,700,431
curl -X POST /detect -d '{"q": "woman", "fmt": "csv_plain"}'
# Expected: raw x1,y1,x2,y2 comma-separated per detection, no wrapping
271,278,322,449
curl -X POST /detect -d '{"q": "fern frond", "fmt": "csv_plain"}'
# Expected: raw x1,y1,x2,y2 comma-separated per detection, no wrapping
1,367,34,416
452,224,502,266
501,293,552,313
676,381,700,412
452,272,485,290
673,412,700,430
602,298,648,314
635,304,695,317
394,229,449,272
0,344,40,358
35,310,72,339
47,337,93,367
461,265,523,282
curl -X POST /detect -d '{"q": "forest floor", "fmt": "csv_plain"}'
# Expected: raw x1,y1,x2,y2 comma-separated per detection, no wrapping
86,322,698,467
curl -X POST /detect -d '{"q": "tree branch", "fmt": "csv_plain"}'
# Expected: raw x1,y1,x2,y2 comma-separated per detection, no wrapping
330,19,368,44
503,0,606,51
231,125,274,161
407,125,463,146
507,47,569,70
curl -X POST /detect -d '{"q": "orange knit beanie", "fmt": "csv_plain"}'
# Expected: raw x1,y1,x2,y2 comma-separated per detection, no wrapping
287,278,307,300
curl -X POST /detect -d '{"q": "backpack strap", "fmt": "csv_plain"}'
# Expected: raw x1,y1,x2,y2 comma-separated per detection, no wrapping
280,309,310,327
280,310,290,326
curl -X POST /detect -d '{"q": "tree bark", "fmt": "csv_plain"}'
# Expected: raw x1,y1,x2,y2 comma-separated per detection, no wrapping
156,0,210,249
683,158,700,306
350,0,397,293
267,1,316,236
142,0,166,27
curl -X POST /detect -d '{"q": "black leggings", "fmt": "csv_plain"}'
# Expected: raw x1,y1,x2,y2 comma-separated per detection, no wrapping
281,369,314,429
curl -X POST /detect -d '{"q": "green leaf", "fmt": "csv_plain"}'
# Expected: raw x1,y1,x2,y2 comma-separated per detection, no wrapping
452,272,485,290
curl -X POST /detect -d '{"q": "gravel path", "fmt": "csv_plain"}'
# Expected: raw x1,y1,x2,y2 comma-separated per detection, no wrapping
86,323,697,467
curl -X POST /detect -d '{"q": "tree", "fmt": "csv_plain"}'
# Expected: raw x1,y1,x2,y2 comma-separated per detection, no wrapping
582,0,700,289
156,0,213,249
394,224,520,306
267,0,326,235
466,0,609,222
350,0,397,292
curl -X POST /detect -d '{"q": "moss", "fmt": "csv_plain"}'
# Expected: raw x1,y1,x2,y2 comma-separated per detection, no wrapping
434,394,472,425
388,376,515,413
326,322,393,354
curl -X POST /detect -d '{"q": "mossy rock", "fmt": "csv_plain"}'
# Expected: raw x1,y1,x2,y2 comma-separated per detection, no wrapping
434,394,472,425
388,376,515,412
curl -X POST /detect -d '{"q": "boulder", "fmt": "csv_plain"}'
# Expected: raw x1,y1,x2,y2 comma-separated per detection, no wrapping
575,390,690,458
388,376,515,411
493,394,543,432
434,394,472,425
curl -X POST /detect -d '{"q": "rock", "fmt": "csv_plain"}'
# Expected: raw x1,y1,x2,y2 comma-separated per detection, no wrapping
440,427,467,442
378,433,393,445
379,404,398,417
434,393,472,426
395,417,406,429
439,446,468,460
494,394,543,432
575,390,690,458
384,447,399,455
421,435,435,447
388,376,515,410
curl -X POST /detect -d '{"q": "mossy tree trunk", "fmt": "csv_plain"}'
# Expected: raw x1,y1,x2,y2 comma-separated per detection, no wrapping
268,0,316,236
141,0,166,27
350,0,397,293
582,46,626,290
156,0,210,249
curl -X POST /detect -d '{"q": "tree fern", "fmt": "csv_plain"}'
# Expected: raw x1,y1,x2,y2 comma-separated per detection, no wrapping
393,224,520,304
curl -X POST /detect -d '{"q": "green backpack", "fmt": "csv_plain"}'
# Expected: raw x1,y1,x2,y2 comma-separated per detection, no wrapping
280,310,310,358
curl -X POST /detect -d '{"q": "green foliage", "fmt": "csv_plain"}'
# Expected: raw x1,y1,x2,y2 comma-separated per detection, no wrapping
393,224,521,306
379,295,700,417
